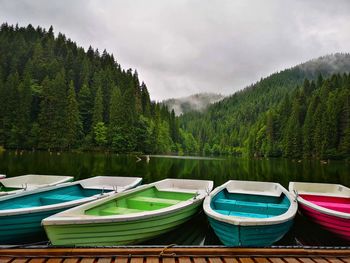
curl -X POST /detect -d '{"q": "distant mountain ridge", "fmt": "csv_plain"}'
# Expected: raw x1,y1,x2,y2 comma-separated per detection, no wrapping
163,93,224,115
180,53,350,158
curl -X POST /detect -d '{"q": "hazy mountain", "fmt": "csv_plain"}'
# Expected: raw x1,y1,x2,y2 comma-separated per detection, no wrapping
163,93,224,115
180,53,350,158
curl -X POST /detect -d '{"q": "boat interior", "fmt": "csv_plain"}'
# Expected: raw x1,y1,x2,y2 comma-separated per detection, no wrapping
85,186,196,216
0,185,106,210
211,189,290,218
300,194,350,213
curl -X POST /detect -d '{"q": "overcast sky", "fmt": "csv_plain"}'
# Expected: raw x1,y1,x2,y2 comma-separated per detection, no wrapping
1,0,350,100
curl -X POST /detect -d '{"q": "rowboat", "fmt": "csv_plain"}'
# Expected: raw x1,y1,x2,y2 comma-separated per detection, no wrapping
0,175,5,179
204,180,297,246
42,178,213,246
0,176,142,244
0,174,73,196
289,182,350,241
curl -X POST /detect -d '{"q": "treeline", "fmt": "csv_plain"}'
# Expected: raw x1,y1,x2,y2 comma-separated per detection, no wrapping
248,74,350,159
0,23,197,153
180,54,350,159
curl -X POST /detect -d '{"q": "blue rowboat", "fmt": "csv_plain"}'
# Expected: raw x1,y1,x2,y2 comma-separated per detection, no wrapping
0,176,142,244
203,180,297,246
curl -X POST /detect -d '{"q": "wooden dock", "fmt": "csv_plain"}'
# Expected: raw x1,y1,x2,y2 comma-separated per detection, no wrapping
0,247,349,263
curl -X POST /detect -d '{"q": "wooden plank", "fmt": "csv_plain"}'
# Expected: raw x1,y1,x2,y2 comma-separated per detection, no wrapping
254,258,270,263
28,259,46,263
46,259,63,263
268,259,284,263
97,259,113,263
80,259,95,263
130,258,144,263
63,259,80,263
178,257,191,263
0,257,13,263
193,258,207,263
208,258,223,263
327,258,344,263
313,259,328,263
162,258,175,263
298,258,314,263
340,259,350,263
12,259,28,263
284,258,300,263
146,257,159,263
115,258,129,263
223,258,240,263
239,258,254,263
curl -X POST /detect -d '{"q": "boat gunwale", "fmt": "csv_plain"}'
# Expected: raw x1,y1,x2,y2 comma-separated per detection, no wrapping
0,176,142,216
203,180,298,226
289,182,350,219
42,179,213,225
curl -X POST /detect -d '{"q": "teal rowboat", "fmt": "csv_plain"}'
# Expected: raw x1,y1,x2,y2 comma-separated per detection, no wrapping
42,179,213,246
0,176,142,244
0,174,73,196
203,180,297,246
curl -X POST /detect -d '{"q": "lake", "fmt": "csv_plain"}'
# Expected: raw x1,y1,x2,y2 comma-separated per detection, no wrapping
0,151,349,246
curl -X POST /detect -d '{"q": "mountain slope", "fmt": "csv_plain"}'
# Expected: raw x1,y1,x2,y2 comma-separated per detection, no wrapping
180,53,350,158
163,93,224,115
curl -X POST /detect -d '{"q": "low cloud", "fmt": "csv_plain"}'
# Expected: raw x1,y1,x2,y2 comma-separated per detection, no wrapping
0,0,349,100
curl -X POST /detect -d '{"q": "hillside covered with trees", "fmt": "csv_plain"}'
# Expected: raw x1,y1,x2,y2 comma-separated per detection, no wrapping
0,23,198,154
180,54,350,159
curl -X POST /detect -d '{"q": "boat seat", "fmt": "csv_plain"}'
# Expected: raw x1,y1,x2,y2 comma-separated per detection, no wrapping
312,200,350,213
40,194,83,205
127,196,180,209
99,206,143,216
214,198,289,216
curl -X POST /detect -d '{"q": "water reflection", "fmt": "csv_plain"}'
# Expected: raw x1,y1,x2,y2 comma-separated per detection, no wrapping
0,151,349,246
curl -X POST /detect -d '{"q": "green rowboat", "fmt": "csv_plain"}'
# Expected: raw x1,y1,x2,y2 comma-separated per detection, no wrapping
42,178,213,246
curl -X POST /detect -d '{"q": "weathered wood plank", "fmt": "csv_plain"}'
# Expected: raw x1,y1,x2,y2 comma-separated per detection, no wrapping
80,258,95,263
327,258,344,263
178,257,191,263
0,257,13,263
239,258,254,263
193,258,207,263
340,258,350,263
268,258,285,263
312,258,328,263
223,258,240,263
12,259,28,263
162,258,175,263
28,259,46,263
208,258,223,263
254,258,270,263
115,258,129,263
97,258,113,263
62,259,80,263
284,258,300,263
130,258,144,263
298,258,315,263
146,257,159,263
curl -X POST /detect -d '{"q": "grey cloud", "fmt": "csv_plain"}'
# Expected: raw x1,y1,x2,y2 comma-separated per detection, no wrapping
0,0,349,100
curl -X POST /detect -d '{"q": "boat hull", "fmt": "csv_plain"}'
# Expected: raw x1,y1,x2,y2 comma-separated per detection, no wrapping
299,203,350,241
208,216,293,246
0,207,66,244
44,202,201,246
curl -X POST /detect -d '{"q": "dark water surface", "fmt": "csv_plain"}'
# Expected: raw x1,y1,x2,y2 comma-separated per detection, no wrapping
0,151,349,246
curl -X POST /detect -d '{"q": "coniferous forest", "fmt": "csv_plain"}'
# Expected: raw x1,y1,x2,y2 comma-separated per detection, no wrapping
1,23,350,159
0,23,199,153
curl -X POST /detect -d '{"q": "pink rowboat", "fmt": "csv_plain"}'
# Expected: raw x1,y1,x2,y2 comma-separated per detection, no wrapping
289,182,350,241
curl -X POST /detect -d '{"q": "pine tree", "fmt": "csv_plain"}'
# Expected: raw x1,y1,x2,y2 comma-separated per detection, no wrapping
78,82,93,134
65,81,82,149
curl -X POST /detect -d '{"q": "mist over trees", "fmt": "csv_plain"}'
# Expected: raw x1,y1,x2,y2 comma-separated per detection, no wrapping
180,54,350,159
0,23,197,153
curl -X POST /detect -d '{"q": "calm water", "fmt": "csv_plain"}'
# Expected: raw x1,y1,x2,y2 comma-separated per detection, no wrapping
0,151,349,246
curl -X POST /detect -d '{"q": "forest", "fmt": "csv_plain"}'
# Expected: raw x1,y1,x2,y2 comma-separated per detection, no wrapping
0,23,198,154
1,24,349,159
180,54,350,159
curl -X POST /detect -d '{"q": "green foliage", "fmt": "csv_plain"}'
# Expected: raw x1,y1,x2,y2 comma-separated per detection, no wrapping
0,23,185,154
